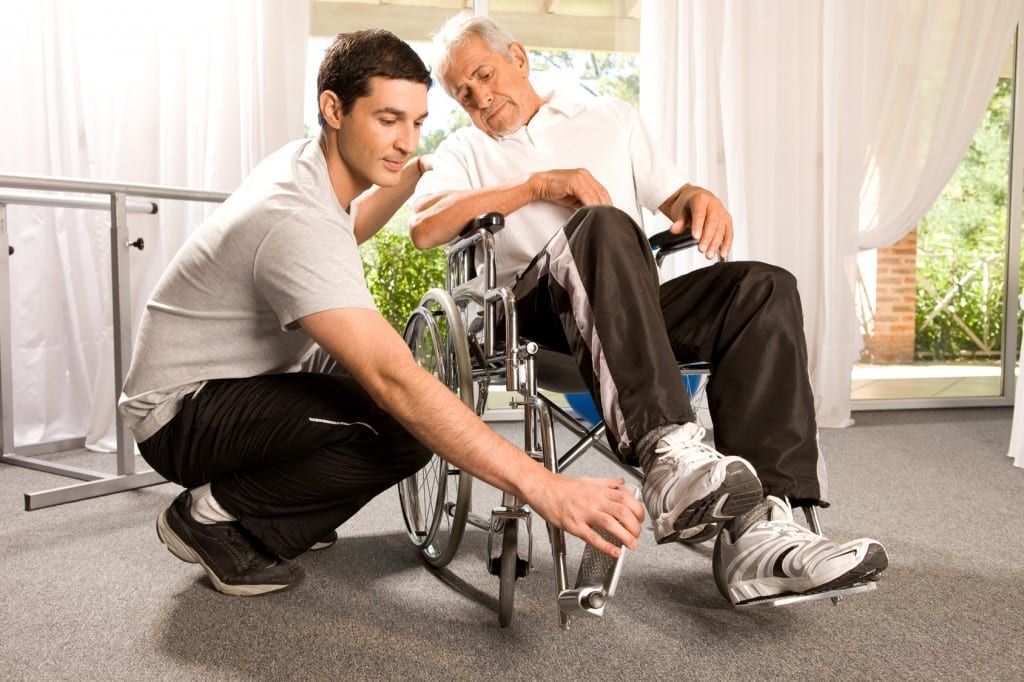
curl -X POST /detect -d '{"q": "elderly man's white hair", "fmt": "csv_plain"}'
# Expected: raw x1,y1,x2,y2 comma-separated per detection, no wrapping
432,12,517,96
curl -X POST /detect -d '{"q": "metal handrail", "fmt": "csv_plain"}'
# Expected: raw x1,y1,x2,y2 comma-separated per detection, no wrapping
0,190,158,214
0,172,229,509
0,173,230,203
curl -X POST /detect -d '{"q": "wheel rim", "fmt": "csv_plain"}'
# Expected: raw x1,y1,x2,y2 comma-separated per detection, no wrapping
397,290,474,567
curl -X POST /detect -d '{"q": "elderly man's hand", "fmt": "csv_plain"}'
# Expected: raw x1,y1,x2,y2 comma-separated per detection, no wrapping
530,168,612,211
664,184,733,259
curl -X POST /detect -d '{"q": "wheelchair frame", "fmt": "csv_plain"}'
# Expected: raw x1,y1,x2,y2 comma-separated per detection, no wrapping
398,213,708,628
397,213,876,628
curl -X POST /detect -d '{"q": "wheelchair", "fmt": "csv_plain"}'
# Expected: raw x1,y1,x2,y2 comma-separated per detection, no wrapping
396,213,876,628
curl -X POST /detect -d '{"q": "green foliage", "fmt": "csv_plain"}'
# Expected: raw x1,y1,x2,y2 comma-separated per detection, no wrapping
361,209,446,331
418,108,471,154
915,77,1015,360
529,49,640,106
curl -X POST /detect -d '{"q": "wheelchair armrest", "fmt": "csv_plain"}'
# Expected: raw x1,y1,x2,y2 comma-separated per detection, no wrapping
448,212,505,256
648,227,697,257
457,211,506,239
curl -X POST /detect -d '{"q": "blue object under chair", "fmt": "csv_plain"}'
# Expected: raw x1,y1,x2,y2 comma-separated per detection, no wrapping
565,375,704,428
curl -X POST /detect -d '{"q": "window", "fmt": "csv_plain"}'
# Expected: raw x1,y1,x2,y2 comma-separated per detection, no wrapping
853,38,1021,407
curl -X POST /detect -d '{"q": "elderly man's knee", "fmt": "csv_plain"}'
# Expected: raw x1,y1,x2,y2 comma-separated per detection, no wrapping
569,205,645,248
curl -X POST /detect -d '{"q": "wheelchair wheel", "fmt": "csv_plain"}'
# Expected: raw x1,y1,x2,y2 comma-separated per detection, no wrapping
398,288,474,568
497,519,518,627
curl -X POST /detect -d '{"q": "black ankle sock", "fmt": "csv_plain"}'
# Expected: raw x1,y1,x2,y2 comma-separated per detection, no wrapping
636,424,690,472
727,498,771,537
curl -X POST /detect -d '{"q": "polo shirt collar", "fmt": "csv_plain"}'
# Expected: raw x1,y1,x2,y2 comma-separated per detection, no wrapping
497,85,587,143
537,85,588,118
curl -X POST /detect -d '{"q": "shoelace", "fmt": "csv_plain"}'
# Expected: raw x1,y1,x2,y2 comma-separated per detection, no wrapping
654,426,720,468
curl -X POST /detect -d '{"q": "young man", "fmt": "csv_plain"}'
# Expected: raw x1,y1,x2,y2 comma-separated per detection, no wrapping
410,14,888,606
120,29,644,597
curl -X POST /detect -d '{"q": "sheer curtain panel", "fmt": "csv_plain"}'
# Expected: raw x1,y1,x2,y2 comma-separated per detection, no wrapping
0,0,308,451
640,0,1023,428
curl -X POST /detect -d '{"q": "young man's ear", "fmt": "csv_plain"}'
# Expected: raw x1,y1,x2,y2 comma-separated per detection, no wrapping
319,90,344,129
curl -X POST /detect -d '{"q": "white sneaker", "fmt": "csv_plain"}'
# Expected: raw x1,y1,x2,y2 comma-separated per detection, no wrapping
712,496,889,606
642,423,763,544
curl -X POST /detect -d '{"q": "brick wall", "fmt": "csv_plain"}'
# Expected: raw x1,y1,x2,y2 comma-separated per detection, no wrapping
865,229,917,363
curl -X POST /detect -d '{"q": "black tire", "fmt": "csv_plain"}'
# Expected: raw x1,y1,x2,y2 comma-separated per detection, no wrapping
497,520,518,628
397,289,474,568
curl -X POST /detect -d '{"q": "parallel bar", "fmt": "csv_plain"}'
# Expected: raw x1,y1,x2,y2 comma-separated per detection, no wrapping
0,174,226,509
0,454,107,481
0,191,157,214
13,437,86,457
109,193,135,475
0,205,13,456
0,173,229,203
25,470,167,511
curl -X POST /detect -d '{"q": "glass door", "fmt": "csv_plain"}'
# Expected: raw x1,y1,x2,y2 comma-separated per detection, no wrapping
853,29,1024,409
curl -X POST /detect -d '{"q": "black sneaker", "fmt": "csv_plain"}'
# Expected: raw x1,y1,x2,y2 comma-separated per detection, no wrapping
156,490,303,596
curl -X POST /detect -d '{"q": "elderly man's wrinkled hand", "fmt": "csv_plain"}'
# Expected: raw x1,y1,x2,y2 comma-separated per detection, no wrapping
669,185,733,259
531,168,613,211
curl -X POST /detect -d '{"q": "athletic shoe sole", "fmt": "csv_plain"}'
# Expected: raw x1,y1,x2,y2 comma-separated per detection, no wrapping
728,542,889,606
156,508,301,597
656,461,764,544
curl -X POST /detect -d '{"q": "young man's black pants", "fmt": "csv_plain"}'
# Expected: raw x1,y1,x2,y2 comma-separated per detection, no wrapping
139,370,431,558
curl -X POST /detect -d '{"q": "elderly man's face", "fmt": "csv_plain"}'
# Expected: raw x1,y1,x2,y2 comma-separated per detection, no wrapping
442,34,541,137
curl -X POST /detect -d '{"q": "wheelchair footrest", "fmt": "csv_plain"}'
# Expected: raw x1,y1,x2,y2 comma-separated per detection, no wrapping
734,580,878,609
558,529,628,618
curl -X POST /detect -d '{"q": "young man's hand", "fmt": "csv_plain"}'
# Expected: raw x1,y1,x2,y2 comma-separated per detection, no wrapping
526,471,645,557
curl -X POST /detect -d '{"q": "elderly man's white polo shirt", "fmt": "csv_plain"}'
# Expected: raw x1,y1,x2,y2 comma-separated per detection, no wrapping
417,86,688,286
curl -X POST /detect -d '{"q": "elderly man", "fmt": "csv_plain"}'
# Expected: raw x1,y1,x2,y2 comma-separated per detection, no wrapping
410,13,888,606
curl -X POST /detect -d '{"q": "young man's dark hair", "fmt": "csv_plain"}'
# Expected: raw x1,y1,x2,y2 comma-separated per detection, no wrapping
317,29,433,124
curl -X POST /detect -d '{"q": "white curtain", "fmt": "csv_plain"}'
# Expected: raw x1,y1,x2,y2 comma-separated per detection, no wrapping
640,0,1023,428
0,0,308,451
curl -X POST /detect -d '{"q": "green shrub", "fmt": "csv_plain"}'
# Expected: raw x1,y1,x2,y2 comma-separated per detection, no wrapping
914,77,1017,361
361,217,446,332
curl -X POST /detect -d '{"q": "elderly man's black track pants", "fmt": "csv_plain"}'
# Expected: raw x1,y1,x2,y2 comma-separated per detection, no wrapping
512,205,828,506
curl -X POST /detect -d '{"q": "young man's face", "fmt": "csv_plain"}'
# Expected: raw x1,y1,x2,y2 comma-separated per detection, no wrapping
442,34,541,138
334,76,428,190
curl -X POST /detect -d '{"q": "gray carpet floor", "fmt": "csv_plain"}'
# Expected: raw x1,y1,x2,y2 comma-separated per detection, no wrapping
2,407,1023,681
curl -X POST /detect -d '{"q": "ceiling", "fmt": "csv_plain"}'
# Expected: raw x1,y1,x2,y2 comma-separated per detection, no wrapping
310,0,641,52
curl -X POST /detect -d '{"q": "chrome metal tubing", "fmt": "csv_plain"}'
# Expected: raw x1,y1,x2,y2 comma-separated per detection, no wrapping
538,399,573,629
0,173,230,508
0,191,157,214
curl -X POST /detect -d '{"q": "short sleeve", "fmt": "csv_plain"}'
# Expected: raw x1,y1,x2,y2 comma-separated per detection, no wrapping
620,100,689,212
253,212,376,329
